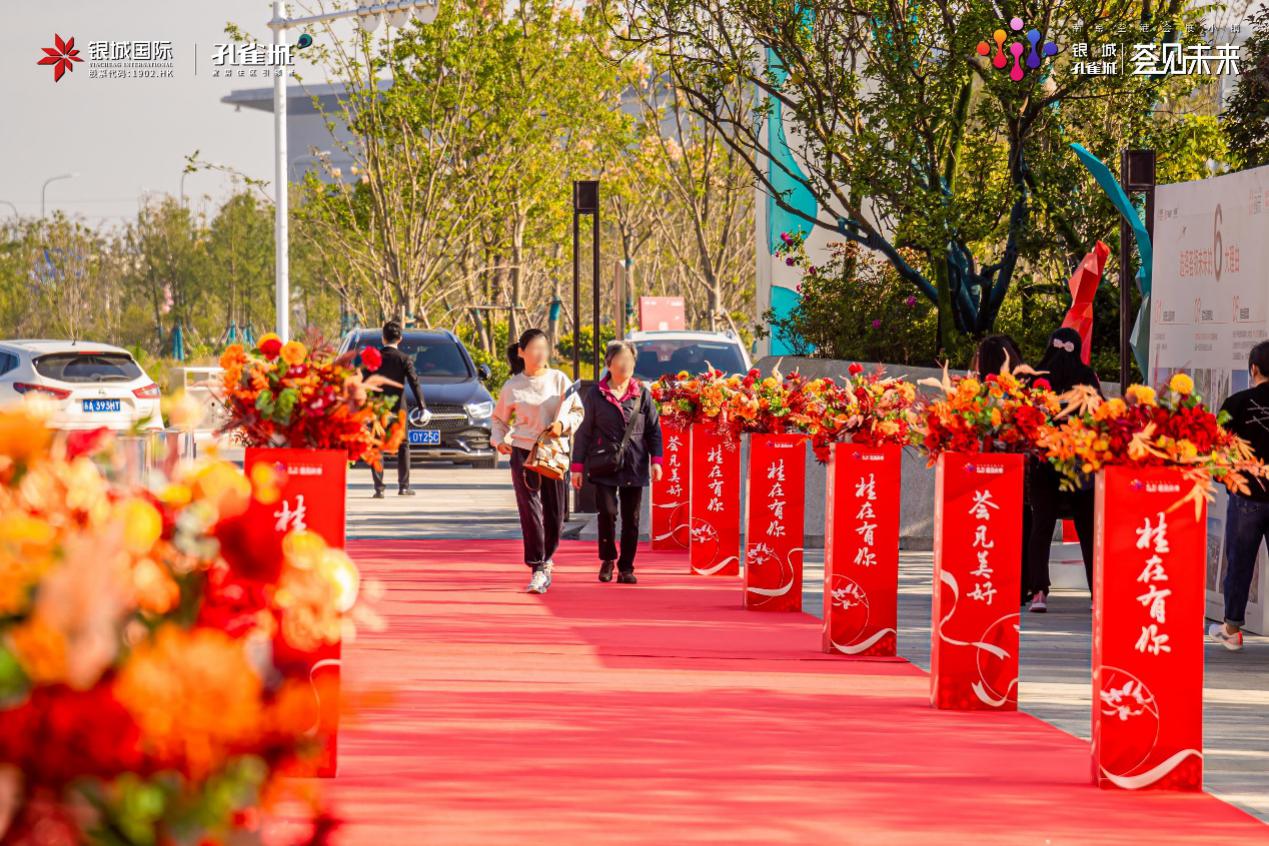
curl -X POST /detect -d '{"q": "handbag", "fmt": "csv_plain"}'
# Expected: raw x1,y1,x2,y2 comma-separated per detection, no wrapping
585,390,643,478
524,430,570,481
523,379,582,482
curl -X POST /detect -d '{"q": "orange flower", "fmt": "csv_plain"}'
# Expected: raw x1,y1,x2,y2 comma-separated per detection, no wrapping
0,402,55,469
131,557,180,615
280,341,308,366
6,617,68,684
114,626,263,778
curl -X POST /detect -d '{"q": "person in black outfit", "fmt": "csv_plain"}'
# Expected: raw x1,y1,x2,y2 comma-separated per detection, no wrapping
570,340,664,584
1209,340,1269,652
972,334,1023,379
366,320,426,498
1024,327,1101,611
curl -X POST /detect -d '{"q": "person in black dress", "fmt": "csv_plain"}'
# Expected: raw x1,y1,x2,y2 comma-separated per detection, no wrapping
570,341,664,584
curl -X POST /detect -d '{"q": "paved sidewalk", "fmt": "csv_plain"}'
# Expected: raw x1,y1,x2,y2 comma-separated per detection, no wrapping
342,464,1269,822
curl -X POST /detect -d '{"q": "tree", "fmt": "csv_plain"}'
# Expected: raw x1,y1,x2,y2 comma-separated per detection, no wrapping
626,68,755,331
1224,6,1269,168
609,0,1205,353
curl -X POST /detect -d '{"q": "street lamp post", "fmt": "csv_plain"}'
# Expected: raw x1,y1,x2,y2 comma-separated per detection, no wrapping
265,0,439,342
41,172,78,218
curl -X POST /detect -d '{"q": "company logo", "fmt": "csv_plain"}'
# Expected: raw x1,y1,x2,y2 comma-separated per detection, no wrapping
37,34,84,82
976,17,1058,82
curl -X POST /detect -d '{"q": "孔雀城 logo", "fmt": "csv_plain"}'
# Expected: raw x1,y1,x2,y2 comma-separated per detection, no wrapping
38,34,84,82
976,17,1058,81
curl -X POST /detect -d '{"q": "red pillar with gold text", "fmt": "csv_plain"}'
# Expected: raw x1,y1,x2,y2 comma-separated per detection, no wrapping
688,425,741,576
1092,466,1205,790
651,421,691,551
744,434,806,611
244,447,345,777
930,452,1023,710
823,443,901,656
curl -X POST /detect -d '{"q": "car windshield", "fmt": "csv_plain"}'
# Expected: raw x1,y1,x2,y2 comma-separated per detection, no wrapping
632,339,747,380
34,352,142,383
357,336,472,381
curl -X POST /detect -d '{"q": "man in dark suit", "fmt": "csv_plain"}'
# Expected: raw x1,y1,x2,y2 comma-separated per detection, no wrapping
370,320,426,498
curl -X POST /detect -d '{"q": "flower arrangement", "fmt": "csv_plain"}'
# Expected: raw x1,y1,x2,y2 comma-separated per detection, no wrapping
217,333,405,469
652,364,920,459
826,363,920,450
1038,373,1267,514
652,368,750,440
918,366,1061,462
0,400,365,844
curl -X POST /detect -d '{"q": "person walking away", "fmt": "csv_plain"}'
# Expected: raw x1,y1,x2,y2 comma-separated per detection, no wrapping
368,320,427,498
570,341,664,584
491,329,583,594
971,334,1032,607
1024,327,1101,612
1209,340,1269,651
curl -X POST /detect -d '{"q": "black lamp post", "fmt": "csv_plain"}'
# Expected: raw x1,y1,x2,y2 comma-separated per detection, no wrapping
572,180,600,380
1119,149,1156,390
571,179,601,513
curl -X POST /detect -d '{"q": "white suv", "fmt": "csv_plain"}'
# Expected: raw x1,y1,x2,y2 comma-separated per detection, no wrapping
627,330,753,381
0,340,163,431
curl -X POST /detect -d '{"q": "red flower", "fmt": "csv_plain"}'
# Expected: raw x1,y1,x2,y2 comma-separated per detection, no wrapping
360,346,383,372
64,426,111,460
1033,378,1051,390
848,362,864,376
260,337,283,360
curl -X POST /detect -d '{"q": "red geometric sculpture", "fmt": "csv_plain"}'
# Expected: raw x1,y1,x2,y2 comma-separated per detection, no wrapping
1060,241,1109,365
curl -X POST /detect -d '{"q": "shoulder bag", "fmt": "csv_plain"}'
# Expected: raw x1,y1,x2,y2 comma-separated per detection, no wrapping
584,389,643,478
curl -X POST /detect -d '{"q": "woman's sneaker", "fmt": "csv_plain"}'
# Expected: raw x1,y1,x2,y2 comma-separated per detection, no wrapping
527,569,550,594
1208,623,1244,652
1028,591,1047,613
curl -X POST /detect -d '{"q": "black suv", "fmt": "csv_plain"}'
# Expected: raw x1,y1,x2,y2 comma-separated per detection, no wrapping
338,328,498,469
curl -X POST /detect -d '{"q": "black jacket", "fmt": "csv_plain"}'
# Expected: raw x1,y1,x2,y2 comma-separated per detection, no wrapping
371,346,425,413
571,381,663,487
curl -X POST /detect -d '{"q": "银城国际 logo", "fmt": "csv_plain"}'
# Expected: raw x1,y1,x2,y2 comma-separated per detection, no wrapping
38,34,84,82
976,17,1058,81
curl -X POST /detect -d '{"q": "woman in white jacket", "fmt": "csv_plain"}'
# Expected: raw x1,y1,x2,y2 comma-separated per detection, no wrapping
490,328,583,594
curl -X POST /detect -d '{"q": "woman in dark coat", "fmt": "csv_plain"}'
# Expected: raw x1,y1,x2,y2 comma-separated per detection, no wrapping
570,340,664,583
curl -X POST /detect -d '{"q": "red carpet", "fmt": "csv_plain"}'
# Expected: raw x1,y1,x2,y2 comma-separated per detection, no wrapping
310,539,1268,845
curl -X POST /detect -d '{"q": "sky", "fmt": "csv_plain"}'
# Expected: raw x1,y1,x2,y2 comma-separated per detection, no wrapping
0,0,351,228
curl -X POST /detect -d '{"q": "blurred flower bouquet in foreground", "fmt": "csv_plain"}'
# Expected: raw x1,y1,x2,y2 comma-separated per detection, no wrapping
0,398,367,845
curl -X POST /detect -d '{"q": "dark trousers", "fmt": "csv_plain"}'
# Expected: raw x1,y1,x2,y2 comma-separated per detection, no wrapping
510,447,564,570
1222,493,1269,627
372,440,411,492
1025,462,1094,595
596,483,642,573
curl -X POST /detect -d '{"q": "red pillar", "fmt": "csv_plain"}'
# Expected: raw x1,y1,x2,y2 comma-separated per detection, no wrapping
688,425,741,576
823,443,901,656
744,434,806,611
651,421,691,551
929,452,1024,711
1092,466,1205,790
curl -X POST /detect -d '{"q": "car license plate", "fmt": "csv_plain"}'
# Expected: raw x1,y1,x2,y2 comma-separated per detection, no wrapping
409,429,440,445
82,399,122,413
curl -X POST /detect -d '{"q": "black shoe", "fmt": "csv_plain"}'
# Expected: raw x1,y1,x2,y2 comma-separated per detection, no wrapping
598,560,615,582
372,490,385,499
617,571,637,584
399,488,416,496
